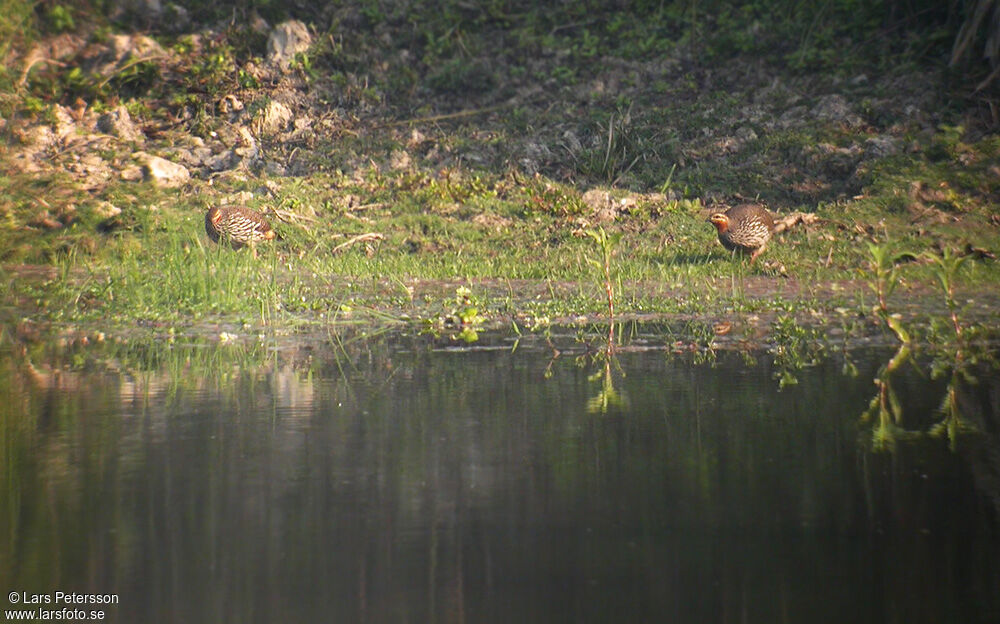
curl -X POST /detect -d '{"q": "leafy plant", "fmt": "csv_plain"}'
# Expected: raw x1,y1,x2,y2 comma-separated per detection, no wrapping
45,4,74,33
865,242,911,344
571,104,649,187
583,226,621,349
925,247,969,344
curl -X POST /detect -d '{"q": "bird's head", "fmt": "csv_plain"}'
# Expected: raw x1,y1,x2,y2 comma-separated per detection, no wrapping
206,206,223,226
708,212,730,233
205,206,222,226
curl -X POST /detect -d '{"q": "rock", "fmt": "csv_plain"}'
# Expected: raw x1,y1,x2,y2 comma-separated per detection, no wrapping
263,161,288,176
97,34,166,75
218,95,244,116
108,0,190,28
120,165,143,181
206,151,238,172
234,127,259,159
561,129,582,152
163,3,189,31
811,143,863,177
519,141,552,175
168,146,211,168
92,201,122,219
139,154,189,187
582,188,614,216
389,149,412,171
811,94,860,125
407,128,432,150
226,191,255,205
53,105,77,139
863,136,902,159
735,126,758,142
97,106,144,142
110,0,162,19
253,100,293,135
249,9,270,35
777,105,808,129
267,21,312,70
24,124,56,151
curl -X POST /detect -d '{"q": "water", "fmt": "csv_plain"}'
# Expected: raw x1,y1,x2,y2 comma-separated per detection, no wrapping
2,329,999,623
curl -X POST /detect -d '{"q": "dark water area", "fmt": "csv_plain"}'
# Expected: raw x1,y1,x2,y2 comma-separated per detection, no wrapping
2,328,999,623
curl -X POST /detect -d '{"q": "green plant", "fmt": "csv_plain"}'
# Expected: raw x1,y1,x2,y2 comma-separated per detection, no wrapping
925,248,969,345
45,4,74,32
571,104,646,186
865,242,911,344
768,314,826,388
583,226,621,349
585,349,626,414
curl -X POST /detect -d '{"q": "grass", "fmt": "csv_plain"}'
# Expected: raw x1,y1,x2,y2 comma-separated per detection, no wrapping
1,1,999,348
3,151,995,330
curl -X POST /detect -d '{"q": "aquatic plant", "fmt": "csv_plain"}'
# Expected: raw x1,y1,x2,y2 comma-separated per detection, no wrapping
864,242,911,344
768,314,826,388
583,226,622,349
421,285,485,343
860,339,913,452
586,352,627,415
925,247,969,346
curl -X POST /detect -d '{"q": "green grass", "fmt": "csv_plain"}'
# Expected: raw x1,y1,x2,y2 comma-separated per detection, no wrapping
2,137,996,331
2,0,999,343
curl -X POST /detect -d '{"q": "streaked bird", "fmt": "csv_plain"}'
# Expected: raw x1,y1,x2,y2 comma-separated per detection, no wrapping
708,203,774,263
205,205,276,250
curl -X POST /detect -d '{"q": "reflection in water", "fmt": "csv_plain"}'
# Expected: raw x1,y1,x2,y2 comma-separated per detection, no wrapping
1,330,999,623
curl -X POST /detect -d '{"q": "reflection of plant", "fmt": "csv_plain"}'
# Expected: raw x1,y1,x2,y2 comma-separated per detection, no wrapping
859,244,992,453
860,341,913,452
929,366,980,452
923,248,983,450
768,314,825,388
585,347,627,415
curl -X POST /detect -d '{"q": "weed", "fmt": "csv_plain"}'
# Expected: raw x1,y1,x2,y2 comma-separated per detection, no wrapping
864,242,911,344
570,104,648,187
585,347,626,415
768,314,826,388
925,248,969,345
582,226,621,349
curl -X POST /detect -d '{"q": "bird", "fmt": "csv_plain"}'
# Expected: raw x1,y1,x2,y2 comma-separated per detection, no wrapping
708,203,774,263
204,205,276,251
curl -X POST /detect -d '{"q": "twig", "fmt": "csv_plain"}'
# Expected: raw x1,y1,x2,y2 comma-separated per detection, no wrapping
332,232,384,254
550,19,599,35
342,211,375,224
976,62,1000,92
270,208,318,224
772,211,820,235
97,54,166,88
378,104,509,128
19,56,67,85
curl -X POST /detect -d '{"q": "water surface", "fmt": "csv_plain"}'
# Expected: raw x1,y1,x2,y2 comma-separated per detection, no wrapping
2,329,998,623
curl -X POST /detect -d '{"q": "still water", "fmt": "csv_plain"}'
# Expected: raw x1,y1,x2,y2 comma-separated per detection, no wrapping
2,328,999,623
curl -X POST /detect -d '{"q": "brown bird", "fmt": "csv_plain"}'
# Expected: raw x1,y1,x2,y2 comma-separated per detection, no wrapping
708,203,774,263
205,205,276,251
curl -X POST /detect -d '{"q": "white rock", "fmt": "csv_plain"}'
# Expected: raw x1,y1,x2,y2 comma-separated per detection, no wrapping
139,154,189,187
98,105,144,142
254,100,293,135
267,20,312,70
